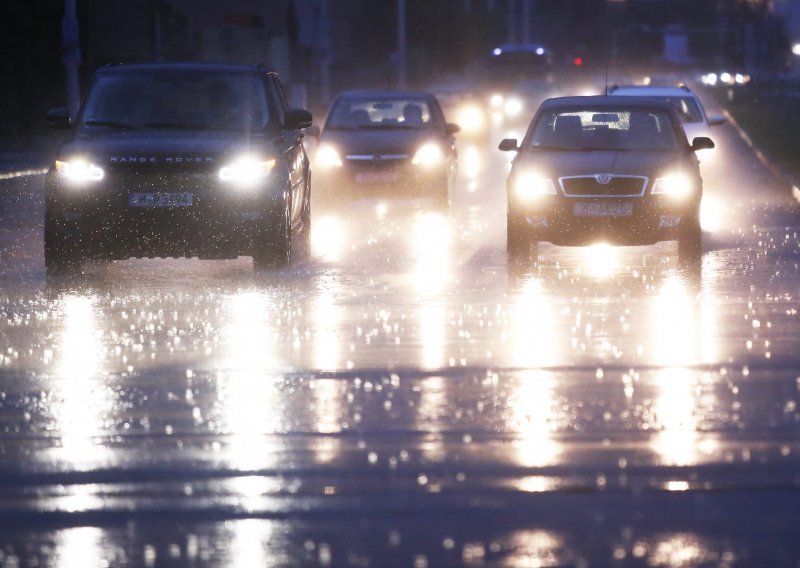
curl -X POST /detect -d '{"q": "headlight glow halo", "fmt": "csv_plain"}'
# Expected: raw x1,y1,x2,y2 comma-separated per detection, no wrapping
513,172,557,200
218,155,276,188
652,173,693,198
55,159,105,183
412,142,443,167
315,144,343,168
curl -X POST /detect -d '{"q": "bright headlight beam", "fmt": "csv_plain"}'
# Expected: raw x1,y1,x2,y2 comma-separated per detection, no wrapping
315,144,343,168
218,156,276,187
412,142,443,167
514,173,557,200
652,174,693,197
504,98,523,118
55,159,105,183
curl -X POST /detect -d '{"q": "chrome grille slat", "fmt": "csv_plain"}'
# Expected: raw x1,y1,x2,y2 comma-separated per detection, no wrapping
559,175,648,197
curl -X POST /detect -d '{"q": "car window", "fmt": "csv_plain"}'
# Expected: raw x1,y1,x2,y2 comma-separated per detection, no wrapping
663,96,703,123
326,97,433,129
530,108,679,151
79,72,271,131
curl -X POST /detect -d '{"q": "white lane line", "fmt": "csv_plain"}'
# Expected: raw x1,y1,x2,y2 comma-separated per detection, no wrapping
0,168,48,180
724,110,800,205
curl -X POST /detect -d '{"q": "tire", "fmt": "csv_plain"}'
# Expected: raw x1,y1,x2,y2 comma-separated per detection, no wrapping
507,213,532,261
677,209,702,261
253,196,292,271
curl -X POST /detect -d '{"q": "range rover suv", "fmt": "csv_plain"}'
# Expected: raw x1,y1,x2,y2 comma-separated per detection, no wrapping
44,62,312,272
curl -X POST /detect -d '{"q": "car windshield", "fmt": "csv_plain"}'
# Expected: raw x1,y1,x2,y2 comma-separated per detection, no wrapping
79,72,271,131
529,108,679,151
326,97,433,129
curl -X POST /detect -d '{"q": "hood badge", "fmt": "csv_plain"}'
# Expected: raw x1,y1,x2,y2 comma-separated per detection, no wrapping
595,174,612,185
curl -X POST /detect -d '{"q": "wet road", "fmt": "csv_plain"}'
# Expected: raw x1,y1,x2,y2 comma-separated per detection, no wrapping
1,100,800,566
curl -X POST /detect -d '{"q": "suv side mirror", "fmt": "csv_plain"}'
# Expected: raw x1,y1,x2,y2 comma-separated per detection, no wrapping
284,108,313,130
691,136,715,151
46,108,71,129
445,123,461,136
498,138,519,152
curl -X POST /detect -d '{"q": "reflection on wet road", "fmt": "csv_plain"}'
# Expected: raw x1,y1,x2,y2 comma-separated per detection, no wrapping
1,104,800,564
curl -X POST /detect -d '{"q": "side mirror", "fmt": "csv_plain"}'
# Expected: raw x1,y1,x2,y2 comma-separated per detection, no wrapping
305,125,321,139
691,136,715,151
46,108,71,129
498,138,519,152
284,108,313,130
707,114,726,127
444,123,461,136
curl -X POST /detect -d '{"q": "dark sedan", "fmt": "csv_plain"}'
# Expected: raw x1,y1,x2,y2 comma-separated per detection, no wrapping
500,96,714,259
312,91,459,207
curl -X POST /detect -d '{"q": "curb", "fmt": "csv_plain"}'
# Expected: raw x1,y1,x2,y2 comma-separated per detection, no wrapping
723,110,800,205
0,168,48,181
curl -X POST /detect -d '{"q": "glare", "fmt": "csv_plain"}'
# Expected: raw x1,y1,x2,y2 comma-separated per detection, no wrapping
700,194,723,232
489,94,504,108
652,368,699,466
311,215,346,261
652,173,692,197
315,143,343,168
229,520,273,566
56,527,104,568
456,104,486,134
462,145,481,179
793,43,800,56
514,172,556,200
504,97,523,118
376,202,389,218
513,280,558,367
582,243,619,279
511,371,558,467
218,155,275,187
412,142,443,167
56,159,104,183
418,304,446,370
411,212,451,294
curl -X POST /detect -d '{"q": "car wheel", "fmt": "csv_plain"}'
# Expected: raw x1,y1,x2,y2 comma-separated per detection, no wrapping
253,196,292,270
507,213,533,260
677,209,702,261
44,215,81,274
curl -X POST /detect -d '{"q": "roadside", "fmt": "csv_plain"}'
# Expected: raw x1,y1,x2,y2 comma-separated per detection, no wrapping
710,83,800,204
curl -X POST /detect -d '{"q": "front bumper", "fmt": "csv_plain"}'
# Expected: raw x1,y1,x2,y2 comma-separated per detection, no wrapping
509,194,699,245
314,159,448,198
45,173,287,259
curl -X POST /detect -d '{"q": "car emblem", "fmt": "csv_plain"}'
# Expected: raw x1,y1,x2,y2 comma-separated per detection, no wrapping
595,174,612,185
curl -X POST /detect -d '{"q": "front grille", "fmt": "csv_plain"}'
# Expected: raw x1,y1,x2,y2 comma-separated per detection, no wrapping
560,175,647,197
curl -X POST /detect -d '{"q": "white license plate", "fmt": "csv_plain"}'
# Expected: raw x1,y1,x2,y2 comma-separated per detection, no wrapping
573,202,633,217
128,192,194,208
355,171,399,184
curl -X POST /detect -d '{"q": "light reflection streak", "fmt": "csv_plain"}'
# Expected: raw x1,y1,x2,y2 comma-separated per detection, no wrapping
504,530,565,565
311,379,343,464
652,368,700,466
311,215,346,261
417,376,446,463
418,304,446,370
513,279,558,368
511,371,558,467
651,534,720,566
228,519,274,566
581,243,619,279
56,527,104,568
54,295,107,473
700,194,723,232
411,212,451,294
462,145,481,179
312,285,341,371
220,292,281,471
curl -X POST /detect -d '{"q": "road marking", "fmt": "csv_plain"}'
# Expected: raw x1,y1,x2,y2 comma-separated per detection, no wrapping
724,110,800,205
0,168,48,180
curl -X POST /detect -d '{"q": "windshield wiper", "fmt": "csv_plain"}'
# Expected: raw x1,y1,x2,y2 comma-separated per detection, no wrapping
83,119,135,130
144,121,212,130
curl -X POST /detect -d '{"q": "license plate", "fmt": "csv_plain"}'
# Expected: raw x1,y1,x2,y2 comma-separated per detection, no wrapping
573,202,633,217
128,192,194,208
355,171,399,183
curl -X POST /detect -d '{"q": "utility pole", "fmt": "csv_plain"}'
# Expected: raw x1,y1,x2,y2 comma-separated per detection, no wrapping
63,0,81,119
397,0,407,88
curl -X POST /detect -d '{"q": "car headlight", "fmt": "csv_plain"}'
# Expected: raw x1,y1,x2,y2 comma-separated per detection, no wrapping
504,98,523,118
652,173,693,198
513,172,557,200
489,94,504,108
315,144,343,168
218,155,276,188
412,142,443,167
457,105,486,134
55,159,105,183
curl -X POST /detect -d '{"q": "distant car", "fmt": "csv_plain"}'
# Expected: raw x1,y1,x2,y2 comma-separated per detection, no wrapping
608,84,725,143
44,62,313,272
311,90,459,206
499,96,715,258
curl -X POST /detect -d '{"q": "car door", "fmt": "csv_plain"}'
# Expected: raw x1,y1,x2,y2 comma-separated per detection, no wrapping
268,75,307,229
